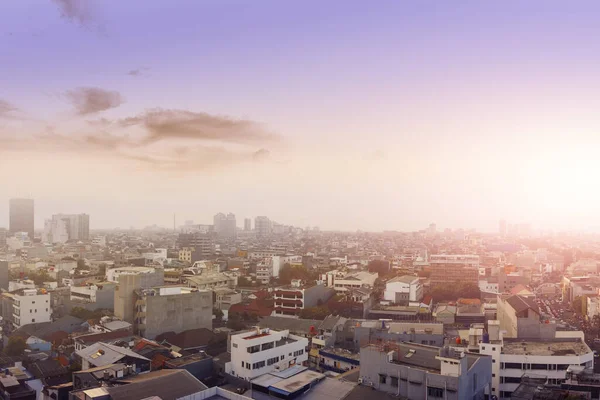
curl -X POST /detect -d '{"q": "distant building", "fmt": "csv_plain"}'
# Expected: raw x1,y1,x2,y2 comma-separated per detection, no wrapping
178,233,214,258
360,342,492,400
214,288,242,311
70,282,116,310
384,275,423,304
429,254,480,287
134,286,212,339
255,216,272,237
9,198,34,240
214,212,236,238
272,280,335,318
0,228,6,247
0,261,8,291
244,218,252,231
42,213,89,243
185,272,237,291
225,327,309,380
497,295,543,338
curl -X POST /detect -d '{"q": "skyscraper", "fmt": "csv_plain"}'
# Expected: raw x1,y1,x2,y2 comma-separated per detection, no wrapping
9,198,34,240
213,213,236,238
255,216,272,237
42,213,90,243
244,218,252,231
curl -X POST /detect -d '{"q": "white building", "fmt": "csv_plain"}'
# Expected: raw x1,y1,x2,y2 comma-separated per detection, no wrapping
92,235,107,247
479,279,500,294
8,280,36,292
12,288,52,329
226,327,309,381
479,321,593,399
6,232,31,250
429,254,480,266
105,266,157,283
322,270,378,293
383,275,423,303
42,214,90,243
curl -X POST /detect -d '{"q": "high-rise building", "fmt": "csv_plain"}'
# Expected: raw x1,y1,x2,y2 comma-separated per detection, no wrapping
499,219,507,236
9,198,34,240
244,218,252,231
213,212,236,238
42,213,90,243
255,216,272,237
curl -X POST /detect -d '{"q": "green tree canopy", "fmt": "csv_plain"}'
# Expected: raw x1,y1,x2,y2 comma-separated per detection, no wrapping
4,337,27,356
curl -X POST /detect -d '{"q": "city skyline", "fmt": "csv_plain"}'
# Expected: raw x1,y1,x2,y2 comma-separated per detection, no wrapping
3,1,600,231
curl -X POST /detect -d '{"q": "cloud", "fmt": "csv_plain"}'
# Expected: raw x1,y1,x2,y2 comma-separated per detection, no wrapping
52,0,92,25
120,109,278,144
127,67,150,77
0,100,18,118
65,87,124,115
253,148,271,162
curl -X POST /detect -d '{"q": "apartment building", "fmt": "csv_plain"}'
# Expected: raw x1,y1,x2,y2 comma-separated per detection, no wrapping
429,254,480,287
12,288,52,329
497,295,542,338
113,268,164,324
272,280,335,318
185,272,237,290
479,322,593,399
134,286,212,339
70,282,116,310
226,327,309,380
214,288,242,311
384,275,423,304
360,342,492,400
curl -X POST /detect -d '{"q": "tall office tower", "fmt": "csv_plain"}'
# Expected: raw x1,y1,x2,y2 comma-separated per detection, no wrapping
499,219,507,236
43,214,90,243
9,198,34,240
244,218,252,231
213,212,236,238
255,216,272,237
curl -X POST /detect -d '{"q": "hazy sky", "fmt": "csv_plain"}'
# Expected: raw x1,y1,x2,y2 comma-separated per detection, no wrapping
2,0,600,232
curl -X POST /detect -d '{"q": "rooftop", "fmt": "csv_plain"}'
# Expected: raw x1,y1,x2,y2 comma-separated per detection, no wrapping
502,338,591,356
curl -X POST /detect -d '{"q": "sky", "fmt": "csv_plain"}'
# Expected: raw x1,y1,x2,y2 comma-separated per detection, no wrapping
2,0,600,232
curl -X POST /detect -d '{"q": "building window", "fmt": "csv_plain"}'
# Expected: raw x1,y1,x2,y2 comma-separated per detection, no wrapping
378,374,387,384
492,374,495,377
427,387,444,398
390,377,398,387
473,373,477,391
492,347,496,351
531,364,548,370
481,346,485,350
262,342,274,351
233,343,238,348
242,362,245,367
252,361,266,369
32,319,35,322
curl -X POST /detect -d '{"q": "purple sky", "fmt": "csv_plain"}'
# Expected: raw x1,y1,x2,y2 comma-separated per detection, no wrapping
1,1,600,232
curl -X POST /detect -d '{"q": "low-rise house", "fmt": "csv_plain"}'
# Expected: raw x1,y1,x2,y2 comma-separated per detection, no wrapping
384,275,423,305
272,280,335,318
76,342,151,372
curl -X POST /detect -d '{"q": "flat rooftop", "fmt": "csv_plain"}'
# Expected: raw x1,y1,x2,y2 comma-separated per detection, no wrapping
503,338,591,356
270,370,325,394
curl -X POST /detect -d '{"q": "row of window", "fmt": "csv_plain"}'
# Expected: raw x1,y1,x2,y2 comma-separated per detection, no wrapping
29,309,48,313
293,349,304,357
241,354,287,370
500,362,571,371
267,356,280,366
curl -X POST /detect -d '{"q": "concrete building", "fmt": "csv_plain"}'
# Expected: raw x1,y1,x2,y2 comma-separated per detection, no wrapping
360,342,492,400
42,213,89,243
184,272,237,290
0,261,8,291
429,254,480,287
225,327,309,380
255,216,272,237
214,212,236,238
12,288,52,329
70,282,116,310
479,323,594,399
177,233,214,258
134,286,212,339
6,232,32,250
273,280,335,318
9,198,34,240
497,295,543,338
322,270,378,293
244,218,252,231
346,321,444,351
113,268,164,324
384,275,423,304
106,266,157,283
214,288,242,311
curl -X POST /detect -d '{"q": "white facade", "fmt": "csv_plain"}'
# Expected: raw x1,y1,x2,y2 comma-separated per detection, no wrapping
384,276,422,303
105,266,156,283
479,280,500,294
323,270,378,292
479,337,593,399
226,327,309,381
429,254,480,266
43,218,69,244
12,289,52,329
6,233,31,250
43,214,90,243
92,236,107,247
8,280,36,292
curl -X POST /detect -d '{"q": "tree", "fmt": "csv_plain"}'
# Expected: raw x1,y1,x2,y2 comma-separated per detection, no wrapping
237,276,254,287
4,337,26,356
76,259,87,270
278,264,313,285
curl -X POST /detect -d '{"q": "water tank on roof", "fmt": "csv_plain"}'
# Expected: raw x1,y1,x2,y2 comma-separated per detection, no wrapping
482,332,490,343
455,337,461,344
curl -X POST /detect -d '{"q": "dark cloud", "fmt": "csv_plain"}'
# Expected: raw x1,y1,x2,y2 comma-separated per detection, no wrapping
120,109,278,144
52,0,92,25
65,87,124,115
127,67,150,77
